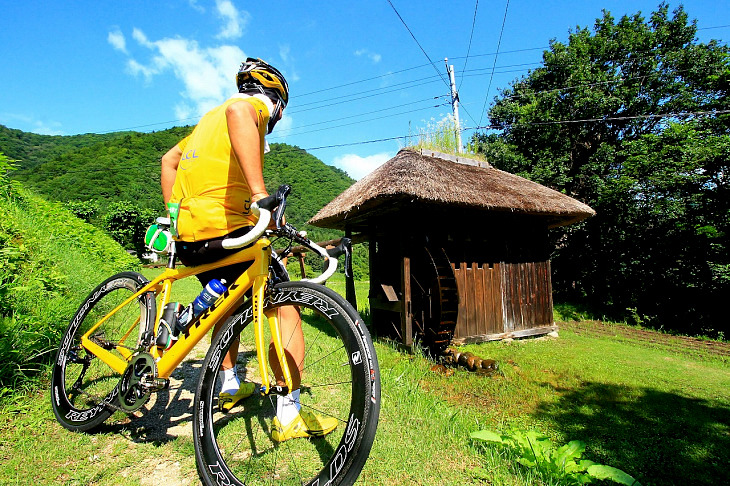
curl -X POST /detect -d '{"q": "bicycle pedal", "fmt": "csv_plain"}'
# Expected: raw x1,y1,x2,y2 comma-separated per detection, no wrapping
140,375,169,391
153,378,170,390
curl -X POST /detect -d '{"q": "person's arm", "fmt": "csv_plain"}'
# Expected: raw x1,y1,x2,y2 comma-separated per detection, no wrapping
161,144,183,204
226,101,268,202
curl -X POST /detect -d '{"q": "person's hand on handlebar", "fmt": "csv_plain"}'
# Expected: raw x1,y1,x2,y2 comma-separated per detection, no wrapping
252,192,284,230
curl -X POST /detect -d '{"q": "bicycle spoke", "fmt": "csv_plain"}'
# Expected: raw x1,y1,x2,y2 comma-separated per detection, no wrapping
196,281,379,485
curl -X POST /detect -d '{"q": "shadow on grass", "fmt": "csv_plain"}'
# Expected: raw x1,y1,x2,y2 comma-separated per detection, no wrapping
533,382,730,486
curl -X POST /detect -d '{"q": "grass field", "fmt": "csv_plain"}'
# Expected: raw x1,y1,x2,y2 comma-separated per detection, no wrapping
0,275,727,485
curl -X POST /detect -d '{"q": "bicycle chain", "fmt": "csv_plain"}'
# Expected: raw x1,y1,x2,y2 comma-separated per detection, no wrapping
72,336,164,414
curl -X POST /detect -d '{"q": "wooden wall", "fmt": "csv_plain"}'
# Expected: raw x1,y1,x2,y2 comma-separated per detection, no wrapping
452,260,554,343
365,209,557,347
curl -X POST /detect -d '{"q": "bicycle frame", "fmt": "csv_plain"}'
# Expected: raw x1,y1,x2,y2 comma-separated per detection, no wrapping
79,237,294,395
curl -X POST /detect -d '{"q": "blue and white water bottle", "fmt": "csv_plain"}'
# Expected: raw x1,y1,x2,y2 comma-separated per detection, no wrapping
177,279,227,331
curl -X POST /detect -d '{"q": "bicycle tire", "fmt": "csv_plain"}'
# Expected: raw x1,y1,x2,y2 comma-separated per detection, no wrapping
194,281,380,486
51,271,156,432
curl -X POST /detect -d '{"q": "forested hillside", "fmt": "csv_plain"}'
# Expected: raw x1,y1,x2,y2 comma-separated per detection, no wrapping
4,125,192,212
1,124,354,251
0,125,131,171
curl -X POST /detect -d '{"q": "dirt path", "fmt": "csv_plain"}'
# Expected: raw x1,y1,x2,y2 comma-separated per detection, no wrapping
117,340,210,485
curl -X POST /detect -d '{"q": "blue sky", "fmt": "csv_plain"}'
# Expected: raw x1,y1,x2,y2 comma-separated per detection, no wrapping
1,1,728,179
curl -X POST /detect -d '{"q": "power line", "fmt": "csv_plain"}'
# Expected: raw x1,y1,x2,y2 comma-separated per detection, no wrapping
26,109,729,179
271,104,448,140
93,59,726,136
386,0,450,88
289,73,443,112
458,0,480,91
74,22,730,136
290,23,730,98
17,108,728,185
478,0,511,128
277,97,441,132
296,62,433,98
449,45,548,60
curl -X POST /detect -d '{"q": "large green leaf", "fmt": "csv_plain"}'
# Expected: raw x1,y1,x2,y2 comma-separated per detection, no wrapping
469,430,507,444
587,464,642,485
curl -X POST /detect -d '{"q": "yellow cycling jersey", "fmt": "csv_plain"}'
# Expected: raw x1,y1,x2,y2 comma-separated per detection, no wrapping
170,96,270,241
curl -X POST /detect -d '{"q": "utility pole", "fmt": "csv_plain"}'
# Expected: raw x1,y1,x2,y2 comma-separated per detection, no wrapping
445,58,463,154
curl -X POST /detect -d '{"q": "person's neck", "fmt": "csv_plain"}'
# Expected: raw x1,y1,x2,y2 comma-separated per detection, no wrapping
231,92,275,116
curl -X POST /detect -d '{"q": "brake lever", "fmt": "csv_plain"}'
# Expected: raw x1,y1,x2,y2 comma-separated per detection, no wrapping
273,185,291,229
326,238,353,278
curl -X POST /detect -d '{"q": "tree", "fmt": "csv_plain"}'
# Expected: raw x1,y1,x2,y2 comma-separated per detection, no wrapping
471,3,730,335
66,199,99,223
103,201,156,258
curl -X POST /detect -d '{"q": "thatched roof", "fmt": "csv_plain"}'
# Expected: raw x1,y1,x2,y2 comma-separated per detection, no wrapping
309,149,595,230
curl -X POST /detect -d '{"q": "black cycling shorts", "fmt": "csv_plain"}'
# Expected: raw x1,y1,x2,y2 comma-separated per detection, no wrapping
176,226,289,286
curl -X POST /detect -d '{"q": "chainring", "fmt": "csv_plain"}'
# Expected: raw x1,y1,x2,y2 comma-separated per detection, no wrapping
118,352,156,412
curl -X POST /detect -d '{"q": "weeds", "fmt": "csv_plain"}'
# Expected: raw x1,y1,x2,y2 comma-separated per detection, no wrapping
0,185,137,389
471,428,641,485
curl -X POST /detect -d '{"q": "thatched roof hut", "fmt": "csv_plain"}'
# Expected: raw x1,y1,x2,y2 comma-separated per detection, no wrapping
309,149,595,353
309,149,595,230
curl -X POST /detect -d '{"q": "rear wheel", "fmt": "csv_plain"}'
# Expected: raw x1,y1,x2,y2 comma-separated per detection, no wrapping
194,281,380,485
50,272,155,432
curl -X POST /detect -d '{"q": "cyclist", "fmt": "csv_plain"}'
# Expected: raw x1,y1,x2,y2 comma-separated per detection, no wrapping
160,57,336,442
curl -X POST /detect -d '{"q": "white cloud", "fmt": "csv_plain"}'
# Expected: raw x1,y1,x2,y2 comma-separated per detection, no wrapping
354,48,381,64
332,152,393,180
132,28,152,48
275,113,293,136
279,44,291,62
188,0,205,13
126,58,160,81
275,45,299,82
111,6,294,124
31,120,64,136
125,30,245,118
215,0,249,40
107,29,127,53
1,113,64,135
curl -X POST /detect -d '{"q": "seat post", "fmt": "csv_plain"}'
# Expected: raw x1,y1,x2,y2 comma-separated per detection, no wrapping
167,241,177,269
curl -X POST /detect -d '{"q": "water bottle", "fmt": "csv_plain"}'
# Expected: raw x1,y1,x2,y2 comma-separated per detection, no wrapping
176,279,227,333
156,302,183,350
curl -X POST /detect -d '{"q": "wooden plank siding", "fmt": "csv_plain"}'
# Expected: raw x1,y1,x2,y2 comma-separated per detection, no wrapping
452,260,553,342
452,262,504,340
502,261,553,331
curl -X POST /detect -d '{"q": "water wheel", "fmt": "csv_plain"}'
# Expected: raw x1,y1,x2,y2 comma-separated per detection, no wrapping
409,245,459,356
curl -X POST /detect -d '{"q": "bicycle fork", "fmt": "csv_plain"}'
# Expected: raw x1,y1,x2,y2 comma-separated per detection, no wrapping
252,274,294,395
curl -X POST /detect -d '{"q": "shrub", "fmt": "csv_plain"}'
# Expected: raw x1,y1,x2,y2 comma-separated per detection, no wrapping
0,182,138,388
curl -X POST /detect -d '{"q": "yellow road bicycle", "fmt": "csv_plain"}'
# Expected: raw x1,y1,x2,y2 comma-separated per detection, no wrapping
50,186,380,485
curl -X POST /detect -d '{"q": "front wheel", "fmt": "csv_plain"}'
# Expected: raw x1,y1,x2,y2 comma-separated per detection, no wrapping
194,281,380,485
50,272,156,432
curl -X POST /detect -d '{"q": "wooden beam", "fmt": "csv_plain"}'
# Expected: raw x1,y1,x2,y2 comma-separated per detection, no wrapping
287,233,367,255
293,252,306,279
401,255,413,346
345,226,357,310
450,324,559,345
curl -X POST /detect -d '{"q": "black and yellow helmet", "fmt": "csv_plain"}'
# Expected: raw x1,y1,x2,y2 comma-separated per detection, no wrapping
237,58,289,133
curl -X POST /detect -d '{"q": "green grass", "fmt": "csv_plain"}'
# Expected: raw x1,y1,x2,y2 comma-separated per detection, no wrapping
0,187,138,389
1,274,727,485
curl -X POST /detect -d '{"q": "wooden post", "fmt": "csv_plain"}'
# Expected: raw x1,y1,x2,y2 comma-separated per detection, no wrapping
297,253,306,279
401,254,413,347
368,229,378,331
345,226,357,310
